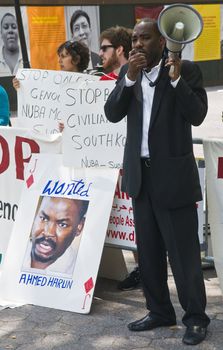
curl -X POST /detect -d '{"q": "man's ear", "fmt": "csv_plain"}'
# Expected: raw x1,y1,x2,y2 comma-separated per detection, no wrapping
116,45,124,57
160,36,166,51
76,217,85,237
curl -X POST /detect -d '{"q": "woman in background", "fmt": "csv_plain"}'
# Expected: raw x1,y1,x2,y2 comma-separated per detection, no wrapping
0,13,22,76
13,40,89,131
57,40,89,73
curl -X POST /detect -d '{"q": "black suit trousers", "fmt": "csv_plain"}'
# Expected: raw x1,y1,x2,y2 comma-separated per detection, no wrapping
132,160,210,327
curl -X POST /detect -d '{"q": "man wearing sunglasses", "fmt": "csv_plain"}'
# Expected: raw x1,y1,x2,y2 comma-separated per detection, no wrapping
99,25,141,289
99,26,132,80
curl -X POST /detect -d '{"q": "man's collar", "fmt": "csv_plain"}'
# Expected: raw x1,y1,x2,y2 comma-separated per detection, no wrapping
144,60,162,74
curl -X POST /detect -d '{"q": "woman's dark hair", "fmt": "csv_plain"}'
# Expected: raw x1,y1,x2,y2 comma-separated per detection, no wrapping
70,10,91,34
57,41,89,72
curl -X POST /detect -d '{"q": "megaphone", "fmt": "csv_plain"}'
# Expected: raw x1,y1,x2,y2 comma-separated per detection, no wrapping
158,4,203,55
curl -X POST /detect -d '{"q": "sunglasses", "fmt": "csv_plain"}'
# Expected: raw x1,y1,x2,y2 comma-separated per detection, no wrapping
100,44,115,52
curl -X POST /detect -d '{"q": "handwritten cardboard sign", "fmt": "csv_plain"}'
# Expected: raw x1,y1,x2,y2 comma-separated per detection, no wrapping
17,69,127,169
17,68,99,136
62,80,127,168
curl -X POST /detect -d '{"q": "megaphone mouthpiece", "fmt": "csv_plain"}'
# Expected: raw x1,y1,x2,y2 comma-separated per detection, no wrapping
170,22,184,41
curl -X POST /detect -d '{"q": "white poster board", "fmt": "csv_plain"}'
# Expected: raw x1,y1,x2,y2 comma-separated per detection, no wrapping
16,69,99,135
105,161,205,249
62,80,126,168
0,154,119,313
16,69,126,168
106,170,136,250
203,138,223,294
0,127,61,264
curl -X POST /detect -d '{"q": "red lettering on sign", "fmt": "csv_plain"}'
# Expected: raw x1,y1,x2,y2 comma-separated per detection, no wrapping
0,136,10,174
217,157,223,179
115,181,129,200
14,137,40,180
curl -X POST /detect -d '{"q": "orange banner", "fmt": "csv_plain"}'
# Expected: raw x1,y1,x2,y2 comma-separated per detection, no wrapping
27,7,66,70
194,5,221,61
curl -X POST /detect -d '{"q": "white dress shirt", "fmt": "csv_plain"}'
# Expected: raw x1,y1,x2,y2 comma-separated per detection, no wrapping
125,63,180,157
22,241,79,277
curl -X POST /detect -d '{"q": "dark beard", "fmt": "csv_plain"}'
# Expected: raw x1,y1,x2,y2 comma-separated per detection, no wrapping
103,52,119,74
32,236,57,263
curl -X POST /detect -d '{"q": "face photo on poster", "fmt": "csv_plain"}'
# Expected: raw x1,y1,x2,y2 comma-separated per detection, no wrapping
0,7,29,77
0,154,119,313
22,195,89,278
65,6,101,70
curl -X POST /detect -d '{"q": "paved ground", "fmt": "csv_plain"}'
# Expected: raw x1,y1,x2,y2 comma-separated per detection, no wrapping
0,250,222,350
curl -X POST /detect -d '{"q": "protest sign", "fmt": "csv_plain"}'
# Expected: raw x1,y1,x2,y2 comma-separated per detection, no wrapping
0,154,119,313
16,69,126,169
16,69,99,135
105,160,205,249
106,171,136,250
203,138,223,294
0,127,61,265
62,80,127,168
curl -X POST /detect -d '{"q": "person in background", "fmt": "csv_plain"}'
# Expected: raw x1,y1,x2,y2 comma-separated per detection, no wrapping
99,26,132,81
70,10,101,71
0,13,23,76
0,84,10,125
99,25,141,290
105,18,210,346
13,40,89,132
57,40,89,73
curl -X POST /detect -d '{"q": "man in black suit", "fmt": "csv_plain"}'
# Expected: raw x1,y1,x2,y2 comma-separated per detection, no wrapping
104,18,210,346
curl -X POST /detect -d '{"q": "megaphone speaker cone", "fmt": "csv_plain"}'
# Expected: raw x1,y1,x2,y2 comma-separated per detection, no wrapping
158,3,203,51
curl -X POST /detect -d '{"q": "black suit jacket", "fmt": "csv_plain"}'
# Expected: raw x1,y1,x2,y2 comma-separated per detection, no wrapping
104,61,207,209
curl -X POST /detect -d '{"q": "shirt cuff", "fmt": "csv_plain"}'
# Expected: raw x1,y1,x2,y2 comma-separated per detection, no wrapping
125,74,136,87
171,76,181,88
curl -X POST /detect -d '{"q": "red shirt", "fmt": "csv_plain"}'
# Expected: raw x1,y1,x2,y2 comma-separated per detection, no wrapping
100,72,118,80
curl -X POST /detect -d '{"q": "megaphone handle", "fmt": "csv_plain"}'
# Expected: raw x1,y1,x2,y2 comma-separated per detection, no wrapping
168,52,177,76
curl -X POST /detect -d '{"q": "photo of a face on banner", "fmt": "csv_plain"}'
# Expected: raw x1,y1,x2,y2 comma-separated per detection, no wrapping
65,6,101,70
0,154,119,313
22,195,89,277
0,9,22,76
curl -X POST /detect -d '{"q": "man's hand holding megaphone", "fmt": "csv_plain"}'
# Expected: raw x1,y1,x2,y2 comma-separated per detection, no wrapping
165,54,182,82
158,3,203,82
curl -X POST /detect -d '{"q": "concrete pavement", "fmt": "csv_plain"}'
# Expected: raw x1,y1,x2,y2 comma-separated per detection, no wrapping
0,251,222,350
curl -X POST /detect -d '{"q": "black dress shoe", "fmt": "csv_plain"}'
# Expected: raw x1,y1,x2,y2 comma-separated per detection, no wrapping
182,325,207,345
128,313,176,332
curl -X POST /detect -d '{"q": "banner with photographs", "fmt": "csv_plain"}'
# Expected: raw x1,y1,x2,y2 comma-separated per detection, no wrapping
0,153,119,313
0,5,100,77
